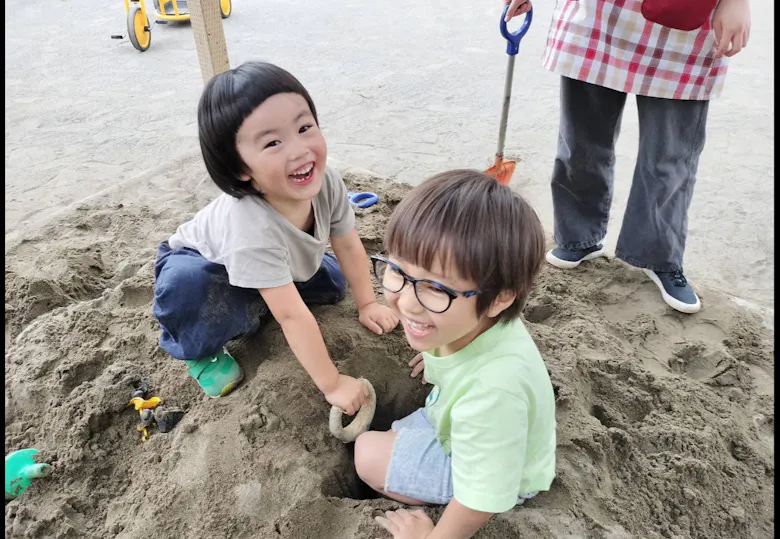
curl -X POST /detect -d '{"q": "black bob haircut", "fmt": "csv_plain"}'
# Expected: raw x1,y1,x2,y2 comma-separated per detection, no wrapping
197,61,318,198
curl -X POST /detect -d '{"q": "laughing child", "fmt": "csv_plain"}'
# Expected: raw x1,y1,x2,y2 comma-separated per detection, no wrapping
354,170,556,539
152,61,398,415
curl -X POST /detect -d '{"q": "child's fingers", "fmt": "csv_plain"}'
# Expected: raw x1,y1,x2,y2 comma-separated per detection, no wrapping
380,316,396,333
374,515,399,535
408,353,423,367
365,318,384,335
395,508,415,523
384,510,406,525
410,362,424,378
411,509,432,524
386,315,400,330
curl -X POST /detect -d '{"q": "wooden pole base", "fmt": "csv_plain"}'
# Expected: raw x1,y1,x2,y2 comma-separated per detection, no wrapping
188,0,230,83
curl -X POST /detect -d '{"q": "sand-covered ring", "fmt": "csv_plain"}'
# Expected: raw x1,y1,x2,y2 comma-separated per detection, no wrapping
328,378,376,443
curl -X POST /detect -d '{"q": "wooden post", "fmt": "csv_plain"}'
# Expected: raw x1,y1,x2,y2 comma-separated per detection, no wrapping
188,0,230,83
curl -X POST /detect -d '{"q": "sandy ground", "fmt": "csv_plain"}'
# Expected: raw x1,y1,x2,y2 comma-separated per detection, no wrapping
4,0,775,538
3,166,775,538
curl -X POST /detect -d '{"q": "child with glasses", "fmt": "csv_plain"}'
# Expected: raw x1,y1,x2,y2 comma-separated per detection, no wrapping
354,170,557,539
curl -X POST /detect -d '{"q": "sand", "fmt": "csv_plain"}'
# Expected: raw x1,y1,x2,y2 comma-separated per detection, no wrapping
4,163,774,539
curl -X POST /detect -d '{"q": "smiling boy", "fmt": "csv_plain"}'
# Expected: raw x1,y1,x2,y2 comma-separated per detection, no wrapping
152,62,398,413
354,170,557,539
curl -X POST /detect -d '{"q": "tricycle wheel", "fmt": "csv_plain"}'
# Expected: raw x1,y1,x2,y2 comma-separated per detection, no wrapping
127,4,152,51
220,0,231,18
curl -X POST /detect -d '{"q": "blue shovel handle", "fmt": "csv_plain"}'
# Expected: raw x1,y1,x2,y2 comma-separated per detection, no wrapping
500,5,533,56
347,191,379,209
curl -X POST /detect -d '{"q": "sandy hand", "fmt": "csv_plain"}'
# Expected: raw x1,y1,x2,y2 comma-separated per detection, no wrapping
408,354,427,385
324,374,369,416
375,508,435,539
358,302,399,335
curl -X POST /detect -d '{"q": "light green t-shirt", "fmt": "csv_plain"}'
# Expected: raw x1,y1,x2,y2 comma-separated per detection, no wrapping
423,318,556,513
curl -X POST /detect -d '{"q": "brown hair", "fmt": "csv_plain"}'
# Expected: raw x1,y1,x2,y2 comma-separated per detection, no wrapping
385,169,545,323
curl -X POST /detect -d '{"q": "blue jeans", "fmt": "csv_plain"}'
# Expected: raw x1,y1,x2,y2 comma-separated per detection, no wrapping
552,76,709,272
152,242,346,360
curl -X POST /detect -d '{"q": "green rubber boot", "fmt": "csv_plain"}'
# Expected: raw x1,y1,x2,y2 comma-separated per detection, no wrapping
184,349,244,398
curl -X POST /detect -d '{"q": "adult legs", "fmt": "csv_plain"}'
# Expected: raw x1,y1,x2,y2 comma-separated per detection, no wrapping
551,76,628,250
615,96,709,272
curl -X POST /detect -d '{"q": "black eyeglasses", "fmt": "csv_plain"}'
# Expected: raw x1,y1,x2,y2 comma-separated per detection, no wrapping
370,256,481,314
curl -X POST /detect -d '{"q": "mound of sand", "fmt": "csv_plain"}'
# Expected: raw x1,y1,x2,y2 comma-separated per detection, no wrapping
4,169,774,539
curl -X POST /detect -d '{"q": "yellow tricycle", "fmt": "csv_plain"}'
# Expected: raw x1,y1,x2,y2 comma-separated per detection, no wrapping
123,0,232,52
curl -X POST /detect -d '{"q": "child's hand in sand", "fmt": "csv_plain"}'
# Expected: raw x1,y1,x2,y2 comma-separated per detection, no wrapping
409,354,427,384
375,508,434,539
358,302,399,335
324,374,369,416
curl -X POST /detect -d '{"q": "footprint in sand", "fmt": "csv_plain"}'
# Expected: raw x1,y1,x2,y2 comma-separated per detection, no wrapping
523,295,557,324
668,342,750,387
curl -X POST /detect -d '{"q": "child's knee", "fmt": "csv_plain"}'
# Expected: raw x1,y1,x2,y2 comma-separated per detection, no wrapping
322,254,347,293
353,432,374,481
154,254,217,310
354,432,388,490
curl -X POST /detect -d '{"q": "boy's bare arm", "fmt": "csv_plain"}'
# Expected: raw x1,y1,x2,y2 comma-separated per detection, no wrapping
259,283,368,415
330,229,399,335
376,499,493,539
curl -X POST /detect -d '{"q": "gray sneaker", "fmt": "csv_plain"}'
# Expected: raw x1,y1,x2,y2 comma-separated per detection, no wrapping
643,269,701,314
546,244,605,269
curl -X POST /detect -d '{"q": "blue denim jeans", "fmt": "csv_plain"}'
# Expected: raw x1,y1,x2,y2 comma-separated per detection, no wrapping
551,76,709,272
152,241,346,361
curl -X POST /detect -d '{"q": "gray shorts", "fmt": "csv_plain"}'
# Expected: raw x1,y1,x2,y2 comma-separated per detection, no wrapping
384,408,537,506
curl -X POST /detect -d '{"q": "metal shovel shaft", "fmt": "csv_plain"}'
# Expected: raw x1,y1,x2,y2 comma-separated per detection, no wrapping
496,54,516,158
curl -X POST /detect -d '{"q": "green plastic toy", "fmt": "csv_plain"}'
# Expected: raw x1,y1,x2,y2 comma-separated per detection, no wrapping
5,449,52,501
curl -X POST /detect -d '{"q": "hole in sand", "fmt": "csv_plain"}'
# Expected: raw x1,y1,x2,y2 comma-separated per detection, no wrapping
590,404,619,429
343,445,383,500
319,440,382,501
523,296,557,324
324,380,429,501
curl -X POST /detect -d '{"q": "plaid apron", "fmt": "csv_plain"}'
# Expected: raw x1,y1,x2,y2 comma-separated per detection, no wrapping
542,0,729,100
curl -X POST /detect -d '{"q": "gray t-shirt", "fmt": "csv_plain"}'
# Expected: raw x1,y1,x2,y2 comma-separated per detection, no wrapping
168,166,355,289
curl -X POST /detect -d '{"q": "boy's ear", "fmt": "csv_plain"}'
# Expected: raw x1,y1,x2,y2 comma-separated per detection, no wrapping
487,290,516,318
239,174,252,183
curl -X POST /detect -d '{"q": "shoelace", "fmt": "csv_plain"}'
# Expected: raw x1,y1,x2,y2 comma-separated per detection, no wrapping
670,270,687,287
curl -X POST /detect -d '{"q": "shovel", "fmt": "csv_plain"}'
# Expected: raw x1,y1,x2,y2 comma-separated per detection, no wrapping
5,449,52,500
485,5,533,185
